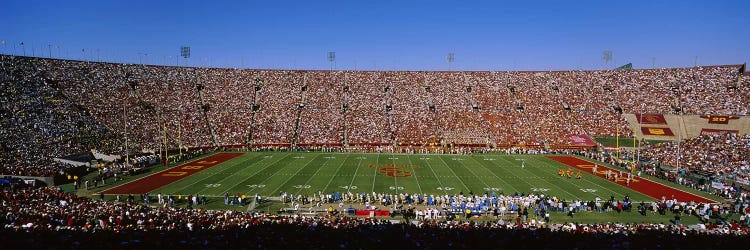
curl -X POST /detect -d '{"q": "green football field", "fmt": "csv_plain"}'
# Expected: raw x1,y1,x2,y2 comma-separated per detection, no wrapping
149,152,665,202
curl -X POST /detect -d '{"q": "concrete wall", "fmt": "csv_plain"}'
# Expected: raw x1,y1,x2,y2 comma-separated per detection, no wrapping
625,114,748,141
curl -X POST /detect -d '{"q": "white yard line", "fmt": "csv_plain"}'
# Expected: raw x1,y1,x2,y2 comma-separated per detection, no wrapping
345,155,366,191
467,156,520,193
406,155,423,194
175,153,275,195
319,155,352,193
497,157,582,200
215,153,293,195
436,155,472,192
265,154,323,196
418,155,448,195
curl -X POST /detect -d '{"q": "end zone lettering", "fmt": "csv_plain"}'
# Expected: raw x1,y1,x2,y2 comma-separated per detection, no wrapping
700,115,739,124
641,127,674,136
105,153,243,194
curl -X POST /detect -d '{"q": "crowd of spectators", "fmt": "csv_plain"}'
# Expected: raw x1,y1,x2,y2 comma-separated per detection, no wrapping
2,186,750,249
0,56,118,176
577,145,750,202
639,133,750,186
1,55,748,178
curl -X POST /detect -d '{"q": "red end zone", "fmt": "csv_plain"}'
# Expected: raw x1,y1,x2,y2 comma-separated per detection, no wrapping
546,156,716,203
105,153,243,194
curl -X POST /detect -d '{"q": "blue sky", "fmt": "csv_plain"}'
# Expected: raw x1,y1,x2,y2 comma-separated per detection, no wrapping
1,0,748,70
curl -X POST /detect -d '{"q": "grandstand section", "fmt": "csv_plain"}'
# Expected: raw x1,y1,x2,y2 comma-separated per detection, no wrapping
2,56,746,153
1,55,748,248
4,2,750,248
1,55,748,188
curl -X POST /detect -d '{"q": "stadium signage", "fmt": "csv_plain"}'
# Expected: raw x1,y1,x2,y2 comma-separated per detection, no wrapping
700,115,739,124
566,134,597,147
640,127,674,136
635,114,667,125
699,128,739,136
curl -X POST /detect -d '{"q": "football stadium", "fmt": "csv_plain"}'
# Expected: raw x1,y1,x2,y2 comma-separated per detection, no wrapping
2,1,750,249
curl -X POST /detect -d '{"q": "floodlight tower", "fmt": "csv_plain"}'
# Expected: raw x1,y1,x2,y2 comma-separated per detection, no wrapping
447,53,455,71
694,56,698,67
138,53,148,65
180,46,190,66
602,50,613,70
328,51,336,71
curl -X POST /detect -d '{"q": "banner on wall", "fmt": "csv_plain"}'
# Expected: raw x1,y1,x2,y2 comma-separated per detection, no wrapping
641,127,674,136
635,114,667,125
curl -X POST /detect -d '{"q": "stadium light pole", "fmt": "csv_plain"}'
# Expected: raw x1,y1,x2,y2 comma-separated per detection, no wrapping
676,109,681,175
328,51,336,71
693,56,698,67
48,44,52,58
20,42,25,56
180,46,191,67
447,53,455,71
602,50,612,70
637,112,643,172
675,82,682,175
123,74,131,167
327,51,336,93
124,94,129,166
1,40,5,54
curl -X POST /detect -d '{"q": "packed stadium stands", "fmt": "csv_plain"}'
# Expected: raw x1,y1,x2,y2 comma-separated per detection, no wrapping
2,55,750,248
1,55,748,178
640,133,750,184
1,186,748,249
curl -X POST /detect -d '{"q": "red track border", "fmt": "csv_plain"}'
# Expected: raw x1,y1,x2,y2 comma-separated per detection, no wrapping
105,153,243,194
546,156,716,203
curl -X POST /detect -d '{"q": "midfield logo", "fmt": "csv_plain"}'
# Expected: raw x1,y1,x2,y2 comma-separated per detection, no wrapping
366,164,419,178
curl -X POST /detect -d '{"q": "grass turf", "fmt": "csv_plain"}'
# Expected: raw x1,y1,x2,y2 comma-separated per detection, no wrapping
139,152,718,204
